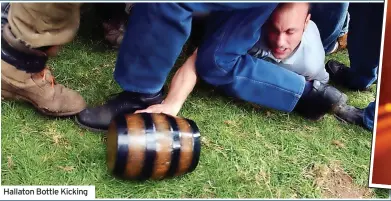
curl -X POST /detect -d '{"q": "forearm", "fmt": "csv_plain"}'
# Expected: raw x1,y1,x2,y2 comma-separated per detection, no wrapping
134,50,198,116
164,50,198,111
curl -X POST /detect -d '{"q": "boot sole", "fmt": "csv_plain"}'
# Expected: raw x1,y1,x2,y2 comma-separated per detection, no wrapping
2,89,83,117
334,114,349,124
333,113,365,128
74,117,107,133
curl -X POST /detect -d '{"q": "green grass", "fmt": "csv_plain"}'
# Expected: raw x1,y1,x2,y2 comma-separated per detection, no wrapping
1,8,390,198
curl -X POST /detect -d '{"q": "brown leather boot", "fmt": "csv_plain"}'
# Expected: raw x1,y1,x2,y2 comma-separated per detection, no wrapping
2,62,86,116
1,24,86,116
337,33,348,50
327,33,348,55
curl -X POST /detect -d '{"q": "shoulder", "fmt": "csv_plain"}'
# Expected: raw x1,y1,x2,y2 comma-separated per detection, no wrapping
299,21,326,74
303,20,321,41
301,20,324,58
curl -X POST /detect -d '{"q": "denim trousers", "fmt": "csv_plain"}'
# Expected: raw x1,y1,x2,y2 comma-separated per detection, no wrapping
347,3,383,91
310,3,349,53
310,3,381,90
349,3,383,130
314,3,383,130
114,3,305,112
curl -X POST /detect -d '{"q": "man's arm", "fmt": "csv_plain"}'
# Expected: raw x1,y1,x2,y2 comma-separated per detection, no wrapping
135,49,198,116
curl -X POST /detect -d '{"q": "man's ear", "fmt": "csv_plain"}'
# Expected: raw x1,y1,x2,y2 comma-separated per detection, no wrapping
304,13,311,30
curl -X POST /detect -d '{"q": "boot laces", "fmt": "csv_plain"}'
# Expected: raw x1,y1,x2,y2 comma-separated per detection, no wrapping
39,67,56,88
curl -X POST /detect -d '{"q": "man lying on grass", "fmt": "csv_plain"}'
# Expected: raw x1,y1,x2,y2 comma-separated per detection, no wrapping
135,3,348,121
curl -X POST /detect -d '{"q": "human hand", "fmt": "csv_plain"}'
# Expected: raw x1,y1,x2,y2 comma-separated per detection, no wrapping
134,103,181,117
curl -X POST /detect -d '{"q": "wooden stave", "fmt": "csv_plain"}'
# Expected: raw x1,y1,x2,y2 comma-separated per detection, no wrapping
107,113,201,180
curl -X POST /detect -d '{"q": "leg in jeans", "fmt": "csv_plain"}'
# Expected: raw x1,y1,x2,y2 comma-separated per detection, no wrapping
1,3,86,116
351,3,383,130
77,3,284,130
340,12,349,36
195,9,305,112
330,3,384,130
77,3,348,130
363,102,375,130
114,3,275,94
346,3,383,89
327,3,383,91
310,3,349,53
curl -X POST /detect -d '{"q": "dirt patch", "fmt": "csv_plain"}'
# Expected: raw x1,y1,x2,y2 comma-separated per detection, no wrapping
331,140,345,149
306,161,373,198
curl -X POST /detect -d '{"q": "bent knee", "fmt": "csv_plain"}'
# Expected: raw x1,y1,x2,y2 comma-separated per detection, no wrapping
195,48,234,86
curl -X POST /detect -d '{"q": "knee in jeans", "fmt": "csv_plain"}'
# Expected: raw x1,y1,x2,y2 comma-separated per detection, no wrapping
195,49,233,86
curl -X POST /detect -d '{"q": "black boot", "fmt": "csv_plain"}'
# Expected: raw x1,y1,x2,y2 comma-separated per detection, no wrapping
294,80,348,121
76,90,164,131
325,60,372,91
333,104,365,128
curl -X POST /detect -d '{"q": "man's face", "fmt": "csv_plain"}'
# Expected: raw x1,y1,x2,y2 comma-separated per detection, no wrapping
266,4,310,60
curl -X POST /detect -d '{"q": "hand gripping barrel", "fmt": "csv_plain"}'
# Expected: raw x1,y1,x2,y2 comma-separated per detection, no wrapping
106,113,201,180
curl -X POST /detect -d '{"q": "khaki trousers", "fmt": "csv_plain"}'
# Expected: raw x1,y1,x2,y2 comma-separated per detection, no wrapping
8,3,81,48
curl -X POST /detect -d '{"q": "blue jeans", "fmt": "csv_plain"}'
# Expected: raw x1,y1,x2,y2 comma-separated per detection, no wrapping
318,3,383,130
350,3,383,130
195,9,306,112
310,3,349,53
347,3,382,90
340,12,350,36
114,3,305,112
364,102,375,131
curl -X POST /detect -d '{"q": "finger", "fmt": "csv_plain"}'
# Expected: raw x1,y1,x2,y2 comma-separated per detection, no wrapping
134,109,149,114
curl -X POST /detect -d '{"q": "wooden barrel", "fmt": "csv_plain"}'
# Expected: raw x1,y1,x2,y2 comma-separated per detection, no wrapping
106,113,201,180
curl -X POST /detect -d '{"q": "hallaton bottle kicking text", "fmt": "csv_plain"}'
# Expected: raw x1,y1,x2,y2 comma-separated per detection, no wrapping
3,187,89,196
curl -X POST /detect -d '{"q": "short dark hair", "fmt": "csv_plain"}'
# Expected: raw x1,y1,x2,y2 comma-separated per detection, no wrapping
276,3,311,15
